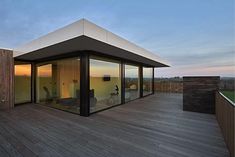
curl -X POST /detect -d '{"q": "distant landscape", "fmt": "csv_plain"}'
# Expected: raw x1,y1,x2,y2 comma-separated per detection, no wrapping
155,77,235,102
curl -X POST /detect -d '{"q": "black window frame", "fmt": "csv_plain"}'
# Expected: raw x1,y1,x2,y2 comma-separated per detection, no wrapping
14,51,155,116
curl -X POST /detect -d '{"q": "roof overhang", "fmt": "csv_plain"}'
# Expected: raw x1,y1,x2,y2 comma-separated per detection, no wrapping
13,19,169,67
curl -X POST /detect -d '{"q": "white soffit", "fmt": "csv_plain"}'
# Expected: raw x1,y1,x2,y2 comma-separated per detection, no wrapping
13,19,169,66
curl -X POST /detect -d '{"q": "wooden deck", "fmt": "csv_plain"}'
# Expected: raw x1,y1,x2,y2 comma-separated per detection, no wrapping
0,93,229,157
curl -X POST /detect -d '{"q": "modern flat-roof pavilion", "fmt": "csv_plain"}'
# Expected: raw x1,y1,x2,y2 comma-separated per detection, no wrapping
10,19,169,116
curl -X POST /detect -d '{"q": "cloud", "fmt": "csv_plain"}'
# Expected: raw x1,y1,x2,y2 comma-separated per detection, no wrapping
169,49,234,65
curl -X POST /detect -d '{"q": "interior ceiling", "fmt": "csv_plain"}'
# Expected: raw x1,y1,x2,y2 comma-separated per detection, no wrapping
15,35,168,67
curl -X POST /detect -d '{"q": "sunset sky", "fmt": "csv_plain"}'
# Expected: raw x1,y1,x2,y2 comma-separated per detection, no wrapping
1,0,234,77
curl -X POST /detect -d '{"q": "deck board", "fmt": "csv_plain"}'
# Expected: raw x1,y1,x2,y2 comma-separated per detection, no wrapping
0,93,230,157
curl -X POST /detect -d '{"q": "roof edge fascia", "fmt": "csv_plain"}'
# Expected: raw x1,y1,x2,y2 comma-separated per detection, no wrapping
13,19,170,66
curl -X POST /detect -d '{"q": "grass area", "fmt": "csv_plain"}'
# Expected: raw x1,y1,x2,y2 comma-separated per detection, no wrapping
221,91,235,103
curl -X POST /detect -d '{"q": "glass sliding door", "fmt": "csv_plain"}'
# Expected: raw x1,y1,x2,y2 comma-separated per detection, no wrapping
36,57,80,114
14,62,31,104
143,67,153,96
125,65,140,102
37,64,52,103
90,57,121,113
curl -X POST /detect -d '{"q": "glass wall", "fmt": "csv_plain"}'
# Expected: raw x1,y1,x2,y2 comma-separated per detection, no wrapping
36,58,80,114
90,57,121,113
14,63,31,104
125,65,140,102
143,67,153,96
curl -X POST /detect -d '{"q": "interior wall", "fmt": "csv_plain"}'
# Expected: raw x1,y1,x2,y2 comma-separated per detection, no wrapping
37,58,80,102
58,59,80,98
90,77,121,101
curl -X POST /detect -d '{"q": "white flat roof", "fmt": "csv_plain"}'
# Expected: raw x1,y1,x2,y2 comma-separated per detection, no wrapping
0,47,13,51
14,19,169,67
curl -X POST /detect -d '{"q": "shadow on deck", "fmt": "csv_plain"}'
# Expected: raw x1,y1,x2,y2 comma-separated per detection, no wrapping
0,93,229,157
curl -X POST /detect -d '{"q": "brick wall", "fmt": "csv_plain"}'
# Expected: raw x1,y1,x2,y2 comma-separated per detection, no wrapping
183,76,220,114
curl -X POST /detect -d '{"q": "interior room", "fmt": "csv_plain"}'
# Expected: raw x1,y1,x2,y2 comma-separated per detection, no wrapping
90,56,121,113
36,57,80,114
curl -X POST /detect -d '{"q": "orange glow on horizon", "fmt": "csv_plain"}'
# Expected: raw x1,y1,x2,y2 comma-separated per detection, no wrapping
90,66,120,77
156,65,235,77
37,64,52,77
15,64,31,76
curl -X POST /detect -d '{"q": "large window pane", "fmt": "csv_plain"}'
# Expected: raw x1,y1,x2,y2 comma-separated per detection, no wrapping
36,58,80,114
143,67,153,96
14,63,31,104
125,65,140,102
90,57,121,113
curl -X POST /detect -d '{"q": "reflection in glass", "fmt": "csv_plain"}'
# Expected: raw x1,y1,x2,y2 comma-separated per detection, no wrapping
143,67,153,96
125,65,140,102
90,57,121,113
14,63,31,104
36,58,80,114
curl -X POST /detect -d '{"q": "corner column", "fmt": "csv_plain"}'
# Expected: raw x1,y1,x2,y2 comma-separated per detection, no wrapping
31,62,36,103
80,53,90,116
